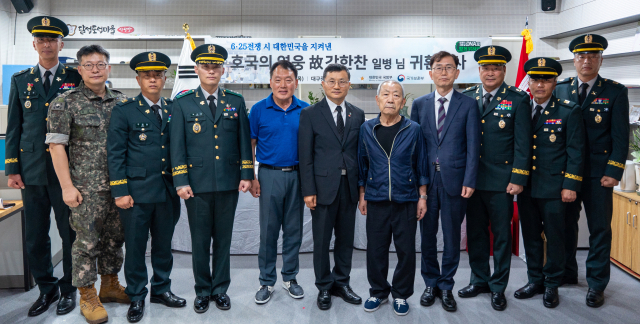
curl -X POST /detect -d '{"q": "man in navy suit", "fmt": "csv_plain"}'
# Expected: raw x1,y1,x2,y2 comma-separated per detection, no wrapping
411,51,481,312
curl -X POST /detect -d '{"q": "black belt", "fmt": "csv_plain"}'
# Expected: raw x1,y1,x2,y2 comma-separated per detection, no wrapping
260,164,299,171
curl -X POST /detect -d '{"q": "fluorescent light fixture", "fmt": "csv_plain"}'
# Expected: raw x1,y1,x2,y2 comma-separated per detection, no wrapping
394,35,435,38
298,35,341,38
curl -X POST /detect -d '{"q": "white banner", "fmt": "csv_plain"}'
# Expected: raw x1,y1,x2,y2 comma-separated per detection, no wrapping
211,37,491,84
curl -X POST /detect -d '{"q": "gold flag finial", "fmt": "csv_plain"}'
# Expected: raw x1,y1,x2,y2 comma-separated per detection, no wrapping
182,23,189,33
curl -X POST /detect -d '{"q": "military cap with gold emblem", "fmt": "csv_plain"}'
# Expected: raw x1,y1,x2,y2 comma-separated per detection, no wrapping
569,33,608,53
473,45,512,65
523,57,563,79
129,51,172,71
190,44,228,65
27,16,69,38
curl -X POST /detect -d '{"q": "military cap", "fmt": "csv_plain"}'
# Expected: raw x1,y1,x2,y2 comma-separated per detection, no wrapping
524,57,562,79
474,45,512,65
27,16,69,38
190,44,228,65
569,34,608,53
129,51,171,71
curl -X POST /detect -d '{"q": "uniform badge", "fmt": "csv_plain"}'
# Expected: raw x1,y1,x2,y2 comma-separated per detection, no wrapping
42,17,50,26
164,109,168,113
149,52,156,61
139,133,147,141
56,77,61,82
549,134,556,142
193,122,202,133
499,120,506,129
145,109,150,114
208,45,215,53
25,100,32,108
476,96,480,100
34,78,39,83
27,83,33,91
221,100,225,104
234,113,238,117
595,114,602,123
585,34,593,43
545,111,549,115
538,58,546,67
200,101,205,105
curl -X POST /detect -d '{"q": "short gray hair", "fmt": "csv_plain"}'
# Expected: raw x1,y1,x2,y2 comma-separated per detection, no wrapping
376,80,405,97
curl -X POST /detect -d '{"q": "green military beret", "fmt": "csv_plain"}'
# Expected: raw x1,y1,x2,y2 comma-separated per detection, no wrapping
191,44,228,64
524,57,562,79
569,34,608,53
473,45,512,65
129,51,171,71
27,16,69,38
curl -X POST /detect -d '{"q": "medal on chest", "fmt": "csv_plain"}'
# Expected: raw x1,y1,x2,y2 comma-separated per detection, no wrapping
139,133,147,141
499,119,505,129
549,134,557,142
193,122,202,133
595,114,602,123
25,100,32,108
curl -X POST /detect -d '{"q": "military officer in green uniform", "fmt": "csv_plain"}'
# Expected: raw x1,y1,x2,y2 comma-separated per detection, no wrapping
459,46,531,311
107,52,187,322
514,58,584,309
170,44,253,314
554,34,629,307
4,16,81,317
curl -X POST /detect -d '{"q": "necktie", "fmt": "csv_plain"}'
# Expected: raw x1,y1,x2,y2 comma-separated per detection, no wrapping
532,105,543,128
579,83,589,105
43,70,52,95
336,106,344,137
437,97,447,139
151,105,162,125
483,93,492,113
208,95,217,118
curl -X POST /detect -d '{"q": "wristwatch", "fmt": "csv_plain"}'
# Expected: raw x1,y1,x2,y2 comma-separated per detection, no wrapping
419,195,428,200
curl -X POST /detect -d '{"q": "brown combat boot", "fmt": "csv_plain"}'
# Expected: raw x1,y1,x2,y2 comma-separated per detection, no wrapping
78,284,108,324
98,274,130,304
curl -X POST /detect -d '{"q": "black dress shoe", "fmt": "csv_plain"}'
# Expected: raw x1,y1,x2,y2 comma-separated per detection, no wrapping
586,288,605,308
559,276,578,287
28,290,60,317
212,293,231,310
330,285,362,305
193,296,209,314
514,283,544,299
56,291,76,315
127,300,144,323
458,284,490,298
543,287,559,308
150,291,187,308
420,287,439,307
317,290,332,310
491,292,507,311
439,290,457,312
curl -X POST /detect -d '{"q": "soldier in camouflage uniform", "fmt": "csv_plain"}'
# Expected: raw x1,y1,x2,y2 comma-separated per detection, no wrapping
46,45,129,324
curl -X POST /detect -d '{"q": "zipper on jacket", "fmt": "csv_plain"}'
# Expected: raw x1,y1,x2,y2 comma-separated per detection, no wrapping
372,120,411,201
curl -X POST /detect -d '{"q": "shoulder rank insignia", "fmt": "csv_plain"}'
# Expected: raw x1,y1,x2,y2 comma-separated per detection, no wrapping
121,98,128,103
175,89,194,99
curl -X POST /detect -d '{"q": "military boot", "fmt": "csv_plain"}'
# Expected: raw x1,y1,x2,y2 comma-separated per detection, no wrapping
98,274,130,304
78,284,108,324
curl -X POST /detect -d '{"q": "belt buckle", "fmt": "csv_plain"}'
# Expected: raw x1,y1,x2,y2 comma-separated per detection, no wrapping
282,167,293,172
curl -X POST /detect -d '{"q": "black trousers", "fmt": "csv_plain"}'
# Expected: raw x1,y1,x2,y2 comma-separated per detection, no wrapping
366,200,417,300
185,190,239,296
517,195,566,288
312,176,357,291
564,177,613,291
21,157,76,295
119,191,181,301
466,190,513,293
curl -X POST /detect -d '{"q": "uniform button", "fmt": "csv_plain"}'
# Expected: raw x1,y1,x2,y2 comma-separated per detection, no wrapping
480,155,482,158
195,118,198,121
481,143,482,146
215,135,218,139
45,102,49,106
46,148,49,152
216,156,220,160
162,171,165,174
162,158,165,162
533,135,537,139
409,179,412,182
604,150,607,153
214,125,218,128
482,120,485,123
190,164,193,167
215,146,219,149
21,149,23,152
532,166,536,170
45,118,48,121
562,171,565,174
505,161,508,164
161,133,164,136
482,132,484,135
533,156,536,160
162,145,165,149
533,145,537,149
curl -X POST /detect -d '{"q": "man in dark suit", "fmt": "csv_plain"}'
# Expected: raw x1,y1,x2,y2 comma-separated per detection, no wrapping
5,16,81,317
170,44,253,313
515,57,584,309
299,64,365,310
107,51,186,322
459,46,532,311
411,51,481,312
554,34,629,308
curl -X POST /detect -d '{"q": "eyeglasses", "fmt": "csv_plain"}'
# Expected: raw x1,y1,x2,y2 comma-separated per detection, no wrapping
34,37,60,45
432,66,456,74
81,62,108,70
324,80,349,87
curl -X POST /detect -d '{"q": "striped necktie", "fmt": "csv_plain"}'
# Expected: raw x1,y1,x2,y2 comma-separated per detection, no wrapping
437,97,447,139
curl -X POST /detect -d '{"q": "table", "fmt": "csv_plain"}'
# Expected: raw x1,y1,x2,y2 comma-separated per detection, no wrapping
0,200,32,291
